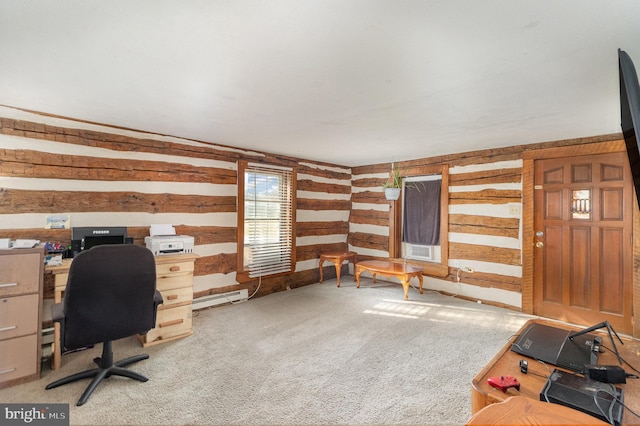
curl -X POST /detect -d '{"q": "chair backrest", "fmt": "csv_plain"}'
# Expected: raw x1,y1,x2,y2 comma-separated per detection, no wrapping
62,244,157,348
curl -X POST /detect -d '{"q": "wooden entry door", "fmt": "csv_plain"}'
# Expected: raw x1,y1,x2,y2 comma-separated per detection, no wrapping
533,151,633,334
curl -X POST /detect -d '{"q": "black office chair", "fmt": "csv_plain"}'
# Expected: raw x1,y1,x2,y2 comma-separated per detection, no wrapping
45,244,163,406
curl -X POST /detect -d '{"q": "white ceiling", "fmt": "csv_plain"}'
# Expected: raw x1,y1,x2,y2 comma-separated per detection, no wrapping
1,1,639,167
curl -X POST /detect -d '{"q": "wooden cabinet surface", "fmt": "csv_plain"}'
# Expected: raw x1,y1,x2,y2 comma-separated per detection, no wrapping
0,247,44,388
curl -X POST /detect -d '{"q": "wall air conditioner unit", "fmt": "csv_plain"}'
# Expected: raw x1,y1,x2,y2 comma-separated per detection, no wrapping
404,243,434,261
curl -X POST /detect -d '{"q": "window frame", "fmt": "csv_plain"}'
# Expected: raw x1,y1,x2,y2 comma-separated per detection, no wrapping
236,160,297,282
389,164,449,277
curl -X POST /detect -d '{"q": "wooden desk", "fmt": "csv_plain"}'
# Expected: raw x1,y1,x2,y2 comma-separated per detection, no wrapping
355,260,423,300
45,252,199,370
471,319,640,425
319,251,357,286
466,396,608,425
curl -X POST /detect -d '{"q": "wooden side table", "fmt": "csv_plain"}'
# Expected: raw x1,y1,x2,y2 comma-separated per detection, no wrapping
355,260,423,300
319,251,357,286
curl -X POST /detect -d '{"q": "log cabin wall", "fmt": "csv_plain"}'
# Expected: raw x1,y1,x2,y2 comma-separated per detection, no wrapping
0,106,351,315
350,158,524,307
1,105,633,317
349,134,626,309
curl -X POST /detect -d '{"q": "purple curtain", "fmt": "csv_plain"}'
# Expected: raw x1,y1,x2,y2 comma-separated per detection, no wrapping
402,180,441,245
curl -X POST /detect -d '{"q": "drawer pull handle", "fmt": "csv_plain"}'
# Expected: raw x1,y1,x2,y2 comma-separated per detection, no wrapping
0,368,16,375
0,282,18,288
169,266,181,272
167,295,178,300
159,319,183,328
0,325,17,333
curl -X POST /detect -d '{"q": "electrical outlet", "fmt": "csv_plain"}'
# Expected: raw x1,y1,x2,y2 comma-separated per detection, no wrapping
464,266,475,273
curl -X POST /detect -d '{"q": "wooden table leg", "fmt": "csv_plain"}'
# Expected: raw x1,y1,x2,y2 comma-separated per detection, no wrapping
356,266,362,288
400,278,410,300
50,273,69,370
350,253,357,282
333,259,343,287
53,288,62,370
319,257,326,283
418,275,424,294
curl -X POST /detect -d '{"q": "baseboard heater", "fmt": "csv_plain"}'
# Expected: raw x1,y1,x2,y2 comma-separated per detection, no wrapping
192,289,248,310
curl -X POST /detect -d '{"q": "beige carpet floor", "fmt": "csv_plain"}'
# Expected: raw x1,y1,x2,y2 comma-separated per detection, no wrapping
1,278,535,425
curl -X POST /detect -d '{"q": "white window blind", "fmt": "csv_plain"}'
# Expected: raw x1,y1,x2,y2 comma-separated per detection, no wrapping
244,163,294,278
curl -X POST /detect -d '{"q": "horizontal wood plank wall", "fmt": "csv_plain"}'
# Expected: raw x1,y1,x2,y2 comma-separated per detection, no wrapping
2,104,628,311
448,161,523,293
0,106,351,302
349,163,392,258
349,159,523,298
349,133,624,307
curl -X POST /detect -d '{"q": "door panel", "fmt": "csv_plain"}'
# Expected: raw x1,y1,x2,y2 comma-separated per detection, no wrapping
533,152,633,334
542,226,563,303
600,227,624,314
569,226,590,308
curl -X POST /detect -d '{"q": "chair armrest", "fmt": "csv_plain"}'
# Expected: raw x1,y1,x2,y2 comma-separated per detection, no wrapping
154,289,163,306
152,289,163,325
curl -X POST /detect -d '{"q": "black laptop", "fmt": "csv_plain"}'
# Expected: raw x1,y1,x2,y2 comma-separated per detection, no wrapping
511,323,601,372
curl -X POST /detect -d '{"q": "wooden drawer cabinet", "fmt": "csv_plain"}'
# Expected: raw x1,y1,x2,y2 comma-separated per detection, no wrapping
0,335,38,383
0,252,41,296
0,248,44,388
0,294,39,340
157,286,192,309
142,305,193,344
138,254,197,347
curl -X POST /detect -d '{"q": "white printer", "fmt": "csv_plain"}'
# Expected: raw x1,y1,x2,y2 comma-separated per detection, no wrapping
144,224,195,256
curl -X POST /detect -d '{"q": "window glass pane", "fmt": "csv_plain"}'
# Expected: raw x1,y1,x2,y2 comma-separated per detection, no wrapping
242,164,294,277
572,189,591,220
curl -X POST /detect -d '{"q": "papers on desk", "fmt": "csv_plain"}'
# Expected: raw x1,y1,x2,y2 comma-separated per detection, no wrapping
1,239,40,249
46,255,63,266
150,224,176,236
14,239,40,248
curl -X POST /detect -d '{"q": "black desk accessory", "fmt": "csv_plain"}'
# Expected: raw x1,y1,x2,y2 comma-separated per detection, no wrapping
568,321,624,365
541,369,624,426
585,364,628,384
